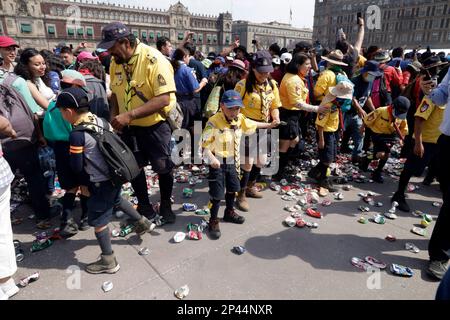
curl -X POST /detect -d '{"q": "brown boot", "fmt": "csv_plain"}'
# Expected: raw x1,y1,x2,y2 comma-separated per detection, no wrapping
236,189,249,212
246,181,263,199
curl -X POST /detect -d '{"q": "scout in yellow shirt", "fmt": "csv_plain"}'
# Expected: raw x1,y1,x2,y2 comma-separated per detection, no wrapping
391,96,445,212
308,81,354,192
277,53,328,181
201,90,276,240
361,97,410,183
98,22,176,224
233,51,281,212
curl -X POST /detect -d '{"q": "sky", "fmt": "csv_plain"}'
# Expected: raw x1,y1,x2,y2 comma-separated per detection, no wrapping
102,0,315,29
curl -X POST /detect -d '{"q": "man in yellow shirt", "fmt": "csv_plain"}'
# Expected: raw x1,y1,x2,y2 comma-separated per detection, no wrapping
308,82,354,192
202,90,275,239
361,97,410,183
98,22,177,224
392,96,445,212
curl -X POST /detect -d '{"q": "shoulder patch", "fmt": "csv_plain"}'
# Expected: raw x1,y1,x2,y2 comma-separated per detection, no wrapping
420,102,430,113
146,53,157,64
158,74,167,86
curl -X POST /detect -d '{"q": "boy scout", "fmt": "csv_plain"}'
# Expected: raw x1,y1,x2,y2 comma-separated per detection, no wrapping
392,96,445,212
202,90,276,240
360,96,410,183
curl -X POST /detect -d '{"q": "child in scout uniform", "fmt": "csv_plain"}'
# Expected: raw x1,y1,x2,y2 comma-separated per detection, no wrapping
56,87,152,274
308,81,354,192
201,90,276,240
361,96,410,183
392,96,445,212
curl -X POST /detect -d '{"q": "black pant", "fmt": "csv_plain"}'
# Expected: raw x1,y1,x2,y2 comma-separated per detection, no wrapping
429,135,450,262
3,142,50,221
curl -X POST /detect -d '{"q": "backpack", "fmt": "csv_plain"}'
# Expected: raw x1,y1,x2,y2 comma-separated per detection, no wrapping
0,74,37,151
203,82,223,119
371,65,392,109
43,100,72,142
335,73,353,113
73,118,140,186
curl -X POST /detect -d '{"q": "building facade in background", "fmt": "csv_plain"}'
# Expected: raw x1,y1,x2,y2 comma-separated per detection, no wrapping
233,21,313,51
313,0,450,50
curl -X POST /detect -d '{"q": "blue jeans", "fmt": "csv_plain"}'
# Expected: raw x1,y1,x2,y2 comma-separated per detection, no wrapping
343,113,363,158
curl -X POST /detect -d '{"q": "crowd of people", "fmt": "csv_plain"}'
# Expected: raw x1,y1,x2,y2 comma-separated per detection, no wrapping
1,16,450,299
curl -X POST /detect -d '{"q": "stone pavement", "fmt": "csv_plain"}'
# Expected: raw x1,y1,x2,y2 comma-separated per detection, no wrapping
9,173,443,300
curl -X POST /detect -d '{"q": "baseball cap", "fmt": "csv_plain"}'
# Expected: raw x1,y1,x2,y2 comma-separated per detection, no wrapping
221,90,244,109
253,50,274,73
76,51,99,63
56,87,90,110
214,56,225,64
361,60,382,77
0,36,19,48
393,96,410,120
97,22,131,50
61,70,89,92
230,59,247,72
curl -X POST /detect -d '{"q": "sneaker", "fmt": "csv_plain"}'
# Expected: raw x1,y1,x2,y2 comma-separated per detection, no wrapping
319,179,338,193
78,218,90,231
223,208,245,224
372,171,384,184
133,216,152,236
85,252,120,274
208,218,221,240
0,278,19,298
59,219,79,238
391,192,410,212
427,260,449,280
159,200,176,224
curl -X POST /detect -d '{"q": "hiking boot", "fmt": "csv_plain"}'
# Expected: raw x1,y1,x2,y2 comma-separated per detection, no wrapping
391,192,410,212
134,216,152,236
223,208,245,224
246,181,263,199
359,157,370,172
236,190,249,212
78,218,90,231
137,204,157,220
319,179,338,193
208,218,221,240
59,219,79,238
307,166,321,181
159,200,176,224
427,260,448,280
372,171,384,184
85,252,120,274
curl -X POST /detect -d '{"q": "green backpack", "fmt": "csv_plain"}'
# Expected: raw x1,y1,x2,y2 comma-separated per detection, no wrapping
43,100,72,142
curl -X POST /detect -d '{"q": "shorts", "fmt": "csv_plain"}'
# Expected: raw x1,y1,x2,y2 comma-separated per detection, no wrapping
404,141,439,177
244,126,270,160
121,121,174,174
279,108,301,140
177,95,197,130
53,141,88,190
372,133,396,155
318,131,338,164
208,162,241,200
87,181,121,228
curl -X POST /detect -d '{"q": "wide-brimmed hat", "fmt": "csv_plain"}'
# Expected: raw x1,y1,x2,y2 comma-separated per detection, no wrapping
374,50,391,64
321,50,348,67
280,52,292,64
230,59,247,72
321,81,354,105
360,60,382,77
422,55,448,70
407,61,423,73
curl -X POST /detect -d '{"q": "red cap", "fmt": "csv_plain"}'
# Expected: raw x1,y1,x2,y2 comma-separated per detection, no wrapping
0,36,19,48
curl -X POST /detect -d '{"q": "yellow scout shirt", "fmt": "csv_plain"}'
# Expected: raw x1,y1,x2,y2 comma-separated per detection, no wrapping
279,73,309,111
414,97,445,144
363,107,408,136
202,112,258,159
234,79,281,122
109,40,177,127
315,105,340,132
314,69,336,103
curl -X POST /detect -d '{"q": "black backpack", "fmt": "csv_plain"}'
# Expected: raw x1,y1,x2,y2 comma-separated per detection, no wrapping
73,118,140,186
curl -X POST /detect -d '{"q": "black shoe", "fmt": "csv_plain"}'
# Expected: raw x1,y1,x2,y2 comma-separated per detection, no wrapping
78,217,90,231
319,179,338,192
60,219,79,238
422,176,435,186
137,204,157,221
372,171,384,183
208,218,221,240
351,156,361,165
307,166,321,181
223,209,245,224
159,200,176,224
359,157,370,172
392,192,410,212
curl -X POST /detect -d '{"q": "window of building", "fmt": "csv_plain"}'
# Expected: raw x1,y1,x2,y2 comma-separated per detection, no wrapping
178,32,184,40
447,31,450,41
77,28,84,36
133,30,138,37
67,27,74,36
86,27,93,37
47,25,55,35
142,31,147,39
20,23,32,33
225,35,230,44
213,35,217,43
0,24,3,35
149,32,155,40
207,34,211,43
198,34,203,43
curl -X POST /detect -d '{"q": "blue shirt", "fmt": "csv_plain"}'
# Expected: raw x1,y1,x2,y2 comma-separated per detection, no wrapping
174,62,199,95
351,75,374,110
431,68,450,135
